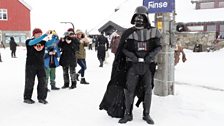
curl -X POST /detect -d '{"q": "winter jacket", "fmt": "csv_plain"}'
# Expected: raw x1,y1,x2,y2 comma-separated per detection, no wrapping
58,37,79,67
25,34,58,66
9,37,18,51
44,44,60,68
76,37,89,59
110,36,120,54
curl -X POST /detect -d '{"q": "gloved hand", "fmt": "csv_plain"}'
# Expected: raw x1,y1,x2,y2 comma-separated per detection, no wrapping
145,56,152,63
130,56,138,63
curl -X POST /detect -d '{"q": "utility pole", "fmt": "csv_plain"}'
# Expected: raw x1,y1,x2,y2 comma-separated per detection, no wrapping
154,12,175,96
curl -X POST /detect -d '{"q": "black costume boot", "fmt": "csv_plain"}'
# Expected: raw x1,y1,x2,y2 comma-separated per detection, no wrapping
80,78,89,84
99,59,103,67
61,82,69,89
24,99,35,104
143,101,154,124
143,113,154,124
69,81,76,89
118,113,133,124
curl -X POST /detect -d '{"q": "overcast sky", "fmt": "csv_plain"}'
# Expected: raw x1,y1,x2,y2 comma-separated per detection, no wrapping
24,0,127,35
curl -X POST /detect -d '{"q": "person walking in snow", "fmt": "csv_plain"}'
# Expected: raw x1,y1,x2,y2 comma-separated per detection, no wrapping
23,28,58,104
9,36,18,58
75,29,90,84
95,32,109,67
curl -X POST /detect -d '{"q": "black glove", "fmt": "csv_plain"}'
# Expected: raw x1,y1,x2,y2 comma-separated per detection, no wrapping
145,56,152,63
130,56,138,63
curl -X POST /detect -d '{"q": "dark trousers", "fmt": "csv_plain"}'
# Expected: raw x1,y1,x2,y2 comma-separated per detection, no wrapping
62,65,76,84
24,65,47,100
0,53,2,62
124,63,152,115
11,50,16,58
77,59,87,77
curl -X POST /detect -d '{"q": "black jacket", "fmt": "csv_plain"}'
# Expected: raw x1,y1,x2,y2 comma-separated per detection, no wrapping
58,37,79,67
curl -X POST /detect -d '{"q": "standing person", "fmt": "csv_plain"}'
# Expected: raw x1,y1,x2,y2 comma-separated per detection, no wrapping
9,36,18,58
0,41,5,62
88,37,93,50
23,28,58,104
174,43,187,66
75,29,89,84
44,40,61,91
95,32,109,67
110,33,120,55
58,31,80,89
99,6,162,124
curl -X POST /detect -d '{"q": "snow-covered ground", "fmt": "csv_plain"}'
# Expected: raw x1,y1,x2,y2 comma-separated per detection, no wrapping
0,47,224,126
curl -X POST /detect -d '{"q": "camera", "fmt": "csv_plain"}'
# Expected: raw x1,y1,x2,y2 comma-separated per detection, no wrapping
49,30,56,35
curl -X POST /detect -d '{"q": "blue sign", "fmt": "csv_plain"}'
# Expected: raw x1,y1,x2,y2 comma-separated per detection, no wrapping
143,0,175,13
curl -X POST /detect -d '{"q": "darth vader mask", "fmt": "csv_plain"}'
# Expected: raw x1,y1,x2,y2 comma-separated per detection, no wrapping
134,14,145,29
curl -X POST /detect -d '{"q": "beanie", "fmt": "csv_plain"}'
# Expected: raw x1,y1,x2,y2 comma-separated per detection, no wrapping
32,28,42,36
67,28,75,34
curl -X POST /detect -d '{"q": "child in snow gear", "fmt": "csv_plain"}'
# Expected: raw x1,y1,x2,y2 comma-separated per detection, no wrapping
44,41,61,91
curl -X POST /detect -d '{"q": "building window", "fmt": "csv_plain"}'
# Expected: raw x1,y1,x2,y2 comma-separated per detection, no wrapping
200,2,215,9
219,2,224,7
219,25,224,39
207,25,216,32
0,9,8,20
188,26,204,31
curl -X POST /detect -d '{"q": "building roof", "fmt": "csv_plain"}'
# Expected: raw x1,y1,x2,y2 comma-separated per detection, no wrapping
98,21,125,35
89,0,224,33
19,0,32,10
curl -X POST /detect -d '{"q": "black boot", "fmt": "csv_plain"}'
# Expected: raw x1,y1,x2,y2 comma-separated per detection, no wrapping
143,114,154,124
118,113,133,124
99,59,103,67
69,81,76,89
76,74,80,81
61,82,69,89
51,85,60,90
80,78,89,84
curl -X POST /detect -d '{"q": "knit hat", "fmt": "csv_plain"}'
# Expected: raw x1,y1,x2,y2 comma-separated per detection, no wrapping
32,28,42,36
67,28,75,34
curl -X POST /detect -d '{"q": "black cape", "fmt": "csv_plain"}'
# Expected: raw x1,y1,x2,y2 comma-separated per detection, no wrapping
99,27,157,118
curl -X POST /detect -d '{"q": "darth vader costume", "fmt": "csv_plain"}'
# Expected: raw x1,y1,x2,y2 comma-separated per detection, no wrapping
99,6,162,124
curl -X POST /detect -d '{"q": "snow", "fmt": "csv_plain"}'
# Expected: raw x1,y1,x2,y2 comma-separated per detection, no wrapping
0,47,224,126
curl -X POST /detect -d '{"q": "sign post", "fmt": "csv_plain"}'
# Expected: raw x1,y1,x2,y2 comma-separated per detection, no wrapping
143,0,175,96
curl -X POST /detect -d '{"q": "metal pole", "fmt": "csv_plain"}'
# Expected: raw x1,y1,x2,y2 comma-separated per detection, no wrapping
60,22,75,30
154,12,175,96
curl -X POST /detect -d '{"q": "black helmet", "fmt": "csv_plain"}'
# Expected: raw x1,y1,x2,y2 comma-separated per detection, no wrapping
131,6,150,26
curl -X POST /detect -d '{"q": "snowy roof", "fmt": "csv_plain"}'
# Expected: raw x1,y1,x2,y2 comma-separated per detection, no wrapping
19,0,32,10
91,0,224,33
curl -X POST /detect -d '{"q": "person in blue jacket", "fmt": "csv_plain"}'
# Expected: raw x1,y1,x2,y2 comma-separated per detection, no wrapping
44,39,61,91
23,28,58,104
